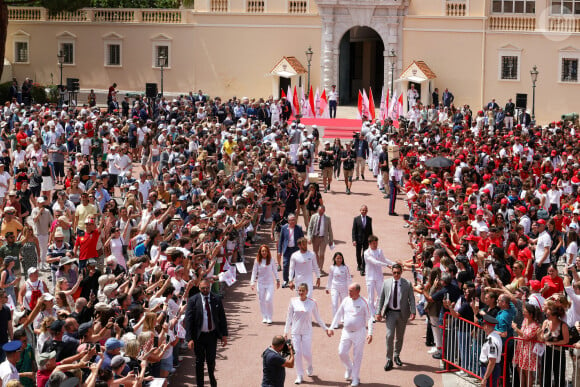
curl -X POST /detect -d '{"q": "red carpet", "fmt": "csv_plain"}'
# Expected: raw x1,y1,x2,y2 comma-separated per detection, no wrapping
295,117,400,139
322,128,359,139
293,117,363,139
300,118,362,128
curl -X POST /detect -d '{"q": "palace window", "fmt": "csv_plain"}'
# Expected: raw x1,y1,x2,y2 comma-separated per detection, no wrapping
492,0,535,13
60,42,74,64
151,34,172,69
562,58,578,82
106,43,121,66
497,45,521,81
551,0,580,14
501,56,519,80
14,41,28,63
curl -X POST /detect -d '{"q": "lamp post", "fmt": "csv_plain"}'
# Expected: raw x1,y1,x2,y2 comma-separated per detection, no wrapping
159,53,167,97
305,46,313,93
530,65,538,122
388,49,396,96
57,50,65,106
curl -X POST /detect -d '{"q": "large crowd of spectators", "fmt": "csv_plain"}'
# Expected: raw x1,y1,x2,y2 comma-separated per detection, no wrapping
394,101,580,386
0,81,577,387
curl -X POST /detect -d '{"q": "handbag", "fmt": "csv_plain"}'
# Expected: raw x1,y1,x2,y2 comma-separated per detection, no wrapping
533,342,545,356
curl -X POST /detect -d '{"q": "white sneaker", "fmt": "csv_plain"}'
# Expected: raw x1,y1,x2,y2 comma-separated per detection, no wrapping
344,369,352,380
266,319,272,325
294,376,302,384
428,347,438,354
306,366,313,376
351,379,360,386
456,371,467,377
262,318,267,323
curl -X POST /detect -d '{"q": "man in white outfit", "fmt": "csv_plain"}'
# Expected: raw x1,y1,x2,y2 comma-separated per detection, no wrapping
327,283,373,387
364,235,396,314
289,238,321,297
31,197,53,270
289,123,302,164
284,283,328,384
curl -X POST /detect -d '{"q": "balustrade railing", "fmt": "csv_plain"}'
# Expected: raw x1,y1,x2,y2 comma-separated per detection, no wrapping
489,15,536,31
8,7,43,21
93,9,135,22
549,16,580,32
288,0,308,13
142,10,182,23
210,0,229,12
48,10,88,22
446,1,466,16
247,0,265,12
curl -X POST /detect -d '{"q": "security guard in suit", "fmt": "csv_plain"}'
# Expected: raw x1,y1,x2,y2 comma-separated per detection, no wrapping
479,315,503,387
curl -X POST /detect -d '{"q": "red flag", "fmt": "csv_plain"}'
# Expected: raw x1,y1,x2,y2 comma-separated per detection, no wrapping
397,93,403,113
368,87,376,121
281,89,286,99
357,90,363,119
319,89,328,117
293,85,300,115
309,85,315,117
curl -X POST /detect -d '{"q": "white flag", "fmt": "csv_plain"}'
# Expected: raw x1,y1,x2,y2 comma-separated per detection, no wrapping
362,89,370,120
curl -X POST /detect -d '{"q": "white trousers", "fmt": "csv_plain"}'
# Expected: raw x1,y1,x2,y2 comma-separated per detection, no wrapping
38,234,49,266
290,144,299,163
377,172,384,189
257,282,274,320
366,279,382,315
372,155,379,176
330,286,348,318
292,332,312,377
429,315,443,348
505,116,513,130
338,328,366,381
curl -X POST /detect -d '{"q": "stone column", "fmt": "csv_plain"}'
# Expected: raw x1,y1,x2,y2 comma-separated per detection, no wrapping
320,18,336,90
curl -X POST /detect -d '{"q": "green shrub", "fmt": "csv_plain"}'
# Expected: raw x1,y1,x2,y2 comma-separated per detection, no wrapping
0,82,11,104
46,85,59,103
31,84,48,104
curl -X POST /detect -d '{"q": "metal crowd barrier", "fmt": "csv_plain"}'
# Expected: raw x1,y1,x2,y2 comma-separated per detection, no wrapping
441,313,486,381
441,313,577,387
502,336,575,387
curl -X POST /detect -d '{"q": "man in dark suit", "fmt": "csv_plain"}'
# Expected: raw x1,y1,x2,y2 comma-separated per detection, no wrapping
185,279,228,387
196,89,207,105
375,264,416,371
278,214,304,287
442,88,454,108
520,110,532,127
504,98,515,130
431,87,439,108
352,205,373,276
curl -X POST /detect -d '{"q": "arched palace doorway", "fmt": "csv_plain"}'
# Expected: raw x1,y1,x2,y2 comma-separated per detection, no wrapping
338,26,384,105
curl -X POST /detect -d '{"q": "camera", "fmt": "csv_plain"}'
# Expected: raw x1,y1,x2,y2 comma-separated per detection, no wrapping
280,339,293,357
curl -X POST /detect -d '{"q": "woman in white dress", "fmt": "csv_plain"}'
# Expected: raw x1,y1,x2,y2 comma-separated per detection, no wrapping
284,283,328,384
325,252,352,318
250,244,279,324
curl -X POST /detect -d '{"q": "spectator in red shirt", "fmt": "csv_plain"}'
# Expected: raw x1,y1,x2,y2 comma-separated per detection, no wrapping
73,218,100,270
516,236,533,281
540,263,564,298
16,126,27,147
